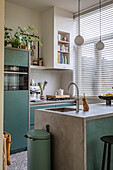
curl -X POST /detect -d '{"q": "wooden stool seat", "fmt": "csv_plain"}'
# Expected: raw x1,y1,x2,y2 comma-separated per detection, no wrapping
101,136,113,144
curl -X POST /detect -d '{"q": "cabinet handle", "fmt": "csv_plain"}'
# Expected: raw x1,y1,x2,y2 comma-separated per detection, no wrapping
30,124,34,126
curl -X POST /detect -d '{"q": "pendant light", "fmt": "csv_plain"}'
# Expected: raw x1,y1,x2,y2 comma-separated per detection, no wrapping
74,0,84,46
96,0,104,50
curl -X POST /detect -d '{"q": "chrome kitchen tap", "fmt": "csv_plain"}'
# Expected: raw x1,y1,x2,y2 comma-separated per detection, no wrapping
68,82,79,113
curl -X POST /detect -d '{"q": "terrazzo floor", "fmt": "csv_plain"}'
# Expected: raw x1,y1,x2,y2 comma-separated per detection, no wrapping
7,151,27,170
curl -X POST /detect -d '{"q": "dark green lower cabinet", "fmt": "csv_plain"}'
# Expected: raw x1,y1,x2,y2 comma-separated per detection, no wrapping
86,117,113,170
30,105,56,130
30,103,75,130
4,48,29,67
4,91,28,153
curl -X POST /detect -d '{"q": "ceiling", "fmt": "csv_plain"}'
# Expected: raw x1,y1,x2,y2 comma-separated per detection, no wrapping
6,0,109,13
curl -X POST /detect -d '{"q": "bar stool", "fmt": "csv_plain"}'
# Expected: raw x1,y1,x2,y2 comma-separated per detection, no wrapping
100,136,113,170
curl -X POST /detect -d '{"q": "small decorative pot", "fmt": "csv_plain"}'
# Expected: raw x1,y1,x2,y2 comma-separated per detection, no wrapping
12,43,19,48
38,58,43,66
20,45,28,49
40,90,44,100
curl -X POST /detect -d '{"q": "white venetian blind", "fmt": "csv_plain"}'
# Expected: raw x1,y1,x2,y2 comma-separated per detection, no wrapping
74,3,113,96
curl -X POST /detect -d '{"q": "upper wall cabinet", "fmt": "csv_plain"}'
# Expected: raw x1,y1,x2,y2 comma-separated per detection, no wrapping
41,7,74,70
5,47,29,67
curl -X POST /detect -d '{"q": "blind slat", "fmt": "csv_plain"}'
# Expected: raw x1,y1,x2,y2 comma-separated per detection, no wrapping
75,4,113,96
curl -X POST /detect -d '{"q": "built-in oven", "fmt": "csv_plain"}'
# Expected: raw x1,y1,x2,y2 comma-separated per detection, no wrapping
4,65,28,91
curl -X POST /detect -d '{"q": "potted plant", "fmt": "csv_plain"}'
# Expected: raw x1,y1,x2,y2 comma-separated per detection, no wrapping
38,81,48,100
4,26,21,48
17,25,42,49
4,27,13,47
4,25,42,49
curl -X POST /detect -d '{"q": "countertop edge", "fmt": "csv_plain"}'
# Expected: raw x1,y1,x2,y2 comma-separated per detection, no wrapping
34,103,113,120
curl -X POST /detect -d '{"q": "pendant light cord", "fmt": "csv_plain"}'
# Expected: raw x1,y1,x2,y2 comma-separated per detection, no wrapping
99,0,102,41
78,0,80,35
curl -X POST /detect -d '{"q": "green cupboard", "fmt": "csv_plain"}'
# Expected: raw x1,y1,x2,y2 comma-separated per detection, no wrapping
4,48,29,153
30,103,75,130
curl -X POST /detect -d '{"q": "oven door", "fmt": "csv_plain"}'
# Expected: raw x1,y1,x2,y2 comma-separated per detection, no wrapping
4,72,28,91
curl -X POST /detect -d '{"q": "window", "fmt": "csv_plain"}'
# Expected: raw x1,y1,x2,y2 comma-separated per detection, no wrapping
74,4,113,96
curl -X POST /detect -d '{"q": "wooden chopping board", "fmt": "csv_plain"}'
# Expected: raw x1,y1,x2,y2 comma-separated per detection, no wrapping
46,95,70,99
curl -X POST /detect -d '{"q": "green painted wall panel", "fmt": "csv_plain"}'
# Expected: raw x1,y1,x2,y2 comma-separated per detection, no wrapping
4,48,29,67
4,91,28,152
86,117,113,170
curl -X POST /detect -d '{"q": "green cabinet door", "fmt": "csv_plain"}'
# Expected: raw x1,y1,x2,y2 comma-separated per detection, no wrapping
86,117,113,170
4,91,28,153
30,103,75,130
4,48,29,67
30,105,56,130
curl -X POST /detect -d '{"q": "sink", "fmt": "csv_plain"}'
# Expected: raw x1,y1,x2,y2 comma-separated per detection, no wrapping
46,107,78,112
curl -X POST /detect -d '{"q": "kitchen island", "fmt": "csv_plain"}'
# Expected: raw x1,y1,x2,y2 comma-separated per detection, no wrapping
34,103,113,170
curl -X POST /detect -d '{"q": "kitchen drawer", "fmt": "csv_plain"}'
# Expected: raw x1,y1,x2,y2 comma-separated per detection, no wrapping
4,48,29,67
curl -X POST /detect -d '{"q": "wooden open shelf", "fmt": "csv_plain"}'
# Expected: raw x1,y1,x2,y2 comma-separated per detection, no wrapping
30,65,48,70
58,40,70,44
58,51,70,54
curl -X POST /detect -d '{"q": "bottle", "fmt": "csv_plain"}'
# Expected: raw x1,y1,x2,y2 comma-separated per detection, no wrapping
58,34,61,41
64,56,67,64
61,45,65,52
82,93,89,111
60,52,63,64
63,56,65,64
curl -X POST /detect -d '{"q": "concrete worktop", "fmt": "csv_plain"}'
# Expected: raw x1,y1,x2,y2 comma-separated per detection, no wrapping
30,99,75,106
35,103,113,120
35,103,113,170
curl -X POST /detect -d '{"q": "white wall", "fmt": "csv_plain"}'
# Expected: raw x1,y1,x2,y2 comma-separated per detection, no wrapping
41,7,54,67
60,70,74,95
30,69,63,96
54,7,74,68
5,2,74,97
0,0,4,169
5,1,41,36
5,1,42,59
30,69,74,97
54,7,74,94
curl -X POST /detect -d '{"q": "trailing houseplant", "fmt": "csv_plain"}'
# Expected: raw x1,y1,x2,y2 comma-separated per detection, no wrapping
38,81,48,100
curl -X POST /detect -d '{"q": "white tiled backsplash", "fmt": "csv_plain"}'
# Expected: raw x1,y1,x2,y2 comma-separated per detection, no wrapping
30,69,62,95
30,69,74,97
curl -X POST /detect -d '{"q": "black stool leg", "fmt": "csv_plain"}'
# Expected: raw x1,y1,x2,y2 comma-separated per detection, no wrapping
107,143,111,170
101,143,107,170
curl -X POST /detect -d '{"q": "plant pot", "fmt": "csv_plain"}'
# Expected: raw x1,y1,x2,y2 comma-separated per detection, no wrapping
20,45,28,49
12,41,20,48
12,43,19,48
5,41,8,47
40,90,44,100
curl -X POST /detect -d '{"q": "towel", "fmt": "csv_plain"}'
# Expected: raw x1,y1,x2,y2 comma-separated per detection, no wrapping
3,136,7,170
